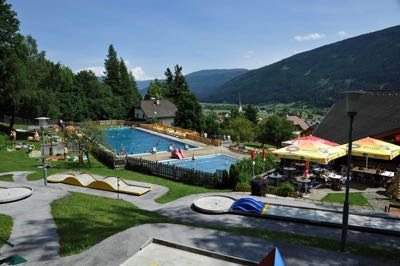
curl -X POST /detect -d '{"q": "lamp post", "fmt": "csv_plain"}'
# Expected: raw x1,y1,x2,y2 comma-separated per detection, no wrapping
341,91,363,252
36,117,50,186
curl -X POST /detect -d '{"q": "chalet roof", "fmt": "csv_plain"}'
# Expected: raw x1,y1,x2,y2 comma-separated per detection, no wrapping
313,92,400,144
287,116,309,131
135,100,177,118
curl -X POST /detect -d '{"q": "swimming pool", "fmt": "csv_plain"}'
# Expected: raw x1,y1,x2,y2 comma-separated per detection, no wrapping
105,128,197,155
161,154,238,173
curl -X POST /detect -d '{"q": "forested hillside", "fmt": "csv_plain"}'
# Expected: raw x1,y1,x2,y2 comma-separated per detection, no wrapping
0,0,141,128
206,25,400,106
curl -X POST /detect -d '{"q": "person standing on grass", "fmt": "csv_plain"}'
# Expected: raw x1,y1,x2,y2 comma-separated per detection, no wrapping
10,129,16,149
63,145,69,160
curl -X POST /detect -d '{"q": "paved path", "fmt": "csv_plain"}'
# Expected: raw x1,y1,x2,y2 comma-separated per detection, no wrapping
25,224,398,266
1,171,400,265
0,172,68,262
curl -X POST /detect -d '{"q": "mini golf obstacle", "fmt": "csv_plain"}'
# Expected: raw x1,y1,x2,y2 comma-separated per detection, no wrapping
193,196,400,236
0,187,33,203
47,173,151,196
193,196,269,215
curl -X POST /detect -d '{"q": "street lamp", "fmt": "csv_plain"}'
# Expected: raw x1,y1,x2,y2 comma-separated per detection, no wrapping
341,91,363,252
36,117,50,186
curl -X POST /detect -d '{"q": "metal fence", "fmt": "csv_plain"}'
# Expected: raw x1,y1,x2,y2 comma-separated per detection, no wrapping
125,157,226,188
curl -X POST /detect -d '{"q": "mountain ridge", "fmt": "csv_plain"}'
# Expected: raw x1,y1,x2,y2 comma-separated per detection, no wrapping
206,25,400,106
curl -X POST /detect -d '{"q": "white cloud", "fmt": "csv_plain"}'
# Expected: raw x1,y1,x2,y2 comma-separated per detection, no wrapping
337,31,349,38
293,33,326,42
78,65,154,81
81,66,105,77
130,66,154,81
243,50,255,59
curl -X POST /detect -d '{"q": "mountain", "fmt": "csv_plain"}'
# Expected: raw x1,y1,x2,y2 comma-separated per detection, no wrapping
137,80,152,95
206,25,400,106
136,68,248,98
185,69,248,100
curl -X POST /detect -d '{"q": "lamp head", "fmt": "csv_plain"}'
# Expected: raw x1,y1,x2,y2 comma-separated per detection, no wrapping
35,117,50,128
344,91,364,114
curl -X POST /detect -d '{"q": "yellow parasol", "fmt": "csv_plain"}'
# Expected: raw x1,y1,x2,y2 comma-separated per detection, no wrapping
338,137,400,168
272,140,346,164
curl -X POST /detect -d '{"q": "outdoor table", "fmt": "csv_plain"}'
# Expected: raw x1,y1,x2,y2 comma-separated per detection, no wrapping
381,171,395,177
294,176,311,193
268,173,283,185
328,173,342,190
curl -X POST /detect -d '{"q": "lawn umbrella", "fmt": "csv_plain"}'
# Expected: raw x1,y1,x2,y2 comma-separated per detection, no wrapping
282,135,339,147
272,140,346,164
338,137,400,168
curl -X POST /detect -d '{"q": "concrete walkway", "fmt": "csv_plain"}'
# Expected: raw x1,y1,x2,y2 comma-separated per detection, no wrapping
0,171,68,262
1,171,400,265
25,224,397,266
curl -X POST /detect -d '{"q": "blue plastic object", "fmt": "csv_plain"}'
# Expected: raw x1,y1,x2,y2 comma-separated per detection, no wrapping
230,198,265,214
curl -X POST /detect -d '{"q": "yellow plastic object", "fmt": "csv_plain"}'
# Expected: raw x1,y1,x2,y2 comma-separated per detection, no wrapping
47,173,152,196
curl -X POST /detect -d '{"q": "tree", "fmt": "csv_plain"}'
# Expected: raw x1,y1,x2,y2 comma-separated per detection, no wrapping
258,114,294,147
224,115,255,142
144,79,166,100
244,104,258,124
203,112,221,138
164,65,189,102
104,44,120,93
65,121,104,167
0,0,28,130
174,91,203,131
119,59,141,113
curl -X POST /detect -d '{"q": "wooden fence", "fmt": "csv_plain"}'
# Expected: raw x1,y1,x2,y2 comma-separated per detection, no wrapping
125,157,226,188
185,134,221,146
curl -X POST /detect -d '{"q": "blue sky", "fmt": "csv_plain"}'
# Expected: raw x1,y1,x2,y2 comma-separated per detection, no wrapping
9,0,400,80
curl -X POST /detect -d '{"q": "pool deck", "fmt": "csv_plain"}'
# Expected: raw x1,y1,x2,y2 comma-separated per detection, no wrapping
129,127,245,161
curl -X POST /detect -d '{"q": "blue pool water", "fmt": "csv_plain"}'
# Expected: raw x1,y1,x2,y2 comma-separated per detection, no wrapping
105,128,196,155
162,154,238,173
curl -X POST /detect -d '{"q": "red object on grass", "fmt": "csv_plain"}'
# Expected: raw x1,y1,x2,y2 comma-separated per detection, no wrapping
251,149,256,160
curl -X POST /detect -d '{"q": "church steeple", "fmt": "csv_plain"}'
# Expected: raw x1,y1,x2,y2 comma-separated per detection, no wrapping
238,93,243,113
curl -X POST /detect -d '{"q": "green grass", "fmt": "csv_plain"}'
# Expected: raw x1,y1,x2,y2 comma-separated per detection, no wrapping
0,175,13,182
0,214,13,249
52,192,400,262
0,149,228,203
321,192,370,206
51,192,178,255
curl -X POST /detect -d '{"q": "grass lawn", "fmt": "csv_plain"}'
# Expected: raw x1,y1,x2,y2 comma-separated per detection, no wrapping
0,214,13,249
52,192,400,261
0,174,13,182
321,192,369,206
0,149,229,203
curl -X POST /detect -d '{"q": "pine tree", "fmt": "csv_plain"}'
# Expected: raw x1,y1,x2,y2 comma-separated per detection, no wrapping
144,79,166,100
164,64,189,102
104,44,120,93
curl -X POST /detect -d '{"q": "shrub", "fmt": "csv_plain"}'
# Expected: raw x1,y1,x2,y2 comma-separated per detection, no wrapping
277,181,295,193
229,153,276,189
235,182,251,192
0,133,9,151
